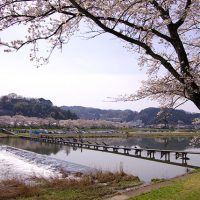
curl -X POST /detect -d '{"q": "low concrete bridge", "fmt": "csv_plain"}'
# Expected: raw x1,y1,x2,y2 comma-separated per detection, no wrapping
20,135,200,169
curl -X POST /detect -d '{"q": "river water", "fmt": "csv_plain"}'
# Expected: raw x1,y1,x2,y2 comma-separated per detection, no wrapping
1,136,200,182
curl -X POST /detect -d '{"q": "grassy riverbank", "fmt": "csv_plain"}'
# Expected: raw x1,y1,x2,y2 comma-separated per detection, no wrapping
0,171,142,200
126,131,200,138
0,132,8,137
2,170,200,200
127,170,200,200
121,128,200,138
2,127,200,139
16,130,200,140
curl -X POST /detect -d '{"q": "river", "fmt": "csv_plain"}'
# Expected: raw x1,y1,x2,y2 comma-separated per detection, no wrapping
1,136,200,182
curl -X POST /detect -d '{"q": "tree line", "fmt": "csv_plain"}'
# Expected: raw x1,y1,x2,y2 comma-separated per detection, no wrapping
0,93,78,120
63,106,200,126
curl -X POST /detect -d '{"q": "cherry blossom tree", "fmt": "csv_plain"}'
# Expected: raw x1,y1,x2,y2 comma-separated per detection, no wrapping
0,0,199,109
192,118,200,127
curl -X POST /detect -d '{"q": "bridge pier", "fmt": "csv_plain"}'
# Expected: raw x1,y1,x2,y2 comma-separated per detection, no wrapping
135,149,142,156
124,148,131,154
161,151,170,161
94,145,99,150
175,152,189,164
113,147,118,153
103,146,108,151
147,150,155,159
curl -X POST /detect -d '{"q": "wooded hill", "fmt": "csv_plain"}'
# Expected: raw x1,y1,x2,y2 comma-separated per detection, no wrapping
0,93,199,125
61,106,138,122
0,94,78,120
61,106,200,125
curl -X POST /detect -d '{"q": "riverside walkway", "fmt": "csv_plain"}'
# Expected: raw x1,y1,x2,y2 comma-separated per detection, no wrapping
19,135,200,169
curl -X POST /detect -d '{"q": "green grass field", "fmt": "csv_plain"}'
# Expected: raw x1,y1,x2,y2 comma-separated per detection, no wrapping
129,170,200,200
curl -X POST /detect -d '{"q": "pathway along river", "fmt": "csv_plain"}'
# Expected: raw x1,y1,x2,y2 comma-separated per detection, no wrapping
1,136,200,182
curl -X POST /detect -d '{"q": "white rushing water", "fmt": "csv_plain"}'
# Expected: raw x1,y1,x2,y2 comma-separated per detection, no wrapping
0,150,58,180
0,145,92,181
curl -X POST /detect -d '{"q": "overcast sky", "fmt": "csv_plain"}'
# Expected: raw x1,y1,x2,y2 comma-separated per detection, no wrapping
0,30,199,113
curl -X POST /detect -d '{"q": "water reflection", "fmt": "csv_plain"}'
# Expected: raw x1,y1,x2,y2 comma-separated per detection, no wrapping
105,137,199,150
0,137,200,182
0,138,71,156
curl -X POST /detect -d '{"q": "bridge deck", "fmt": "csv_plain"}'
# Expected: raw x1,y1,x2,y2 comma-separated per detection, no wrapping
16,135,200,169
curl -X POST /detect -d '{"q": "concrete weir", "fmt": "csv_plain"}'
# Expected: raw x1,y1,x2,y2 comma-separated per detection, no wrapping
0,145,93,174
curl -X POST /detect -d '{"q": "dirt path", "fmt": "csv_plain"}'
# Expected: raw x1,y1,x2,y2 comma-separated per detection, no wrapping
105,173,194,200
106,181,172,200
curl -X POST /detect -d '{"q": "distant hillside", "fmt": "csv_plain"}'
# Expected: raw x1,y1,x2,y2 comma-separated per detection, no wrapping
61,106,138,122
61,106,200,125
1,93,199,125
0,93,78,120
136,107,200,125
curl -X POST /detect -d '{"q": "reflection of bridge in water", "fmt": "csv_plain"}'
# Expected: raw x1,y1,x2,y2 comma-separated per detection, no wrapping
19,135,200,169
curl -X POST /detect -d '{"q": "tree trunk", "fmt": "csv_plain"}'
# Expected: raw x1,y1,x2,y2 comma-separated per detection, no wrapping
190,92,200,111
